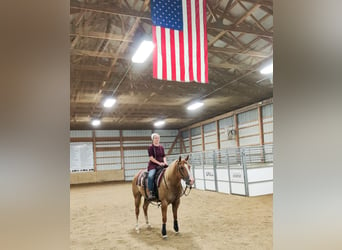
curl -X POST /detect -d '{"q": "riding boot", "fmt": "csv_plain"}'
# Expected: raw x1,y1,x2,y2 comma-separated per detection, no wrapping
146,188,155,200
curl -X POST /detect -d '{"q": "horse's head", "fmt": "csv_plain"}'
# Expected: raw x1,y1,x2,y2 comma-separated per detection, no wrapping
177,155,194,187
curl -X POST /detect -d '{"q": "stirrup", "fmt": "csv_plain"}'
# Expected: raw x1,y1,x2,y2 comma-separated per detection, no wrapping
147,194,156,200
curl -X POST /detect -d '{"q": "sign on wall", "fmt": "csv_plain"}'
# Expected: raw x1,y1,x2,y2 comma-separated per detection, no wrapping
70,142,94,172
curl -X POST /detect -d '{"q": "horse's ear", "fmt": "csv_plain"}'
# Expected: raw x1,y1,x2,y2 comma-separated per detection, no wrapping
185,155,189,161
178,156,181,162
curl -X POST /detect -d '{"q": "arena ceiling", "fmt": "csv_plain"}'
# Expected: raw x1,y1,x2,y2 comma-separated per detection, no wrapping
70,0,273,130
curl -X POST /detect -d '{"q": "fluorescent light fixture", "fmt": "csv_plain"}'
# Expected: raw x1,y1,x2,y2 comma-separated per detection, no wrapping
260,63,273,74
132,40,155,63
103,97,116,108
154,120,165,127
187,101,204,111
91,119,101,126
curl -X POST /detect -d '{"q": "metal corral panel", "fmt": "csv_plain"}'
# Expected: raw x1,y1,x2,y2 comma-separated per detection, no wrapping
217,181,230,194
247,167,273,182
230,183,246,195
248,182,273,196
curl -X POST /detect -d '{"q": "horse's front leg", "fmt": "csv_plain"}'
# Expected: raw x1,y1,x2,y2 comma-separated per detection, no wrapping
143,199,151,228
134,194,142,233
172,198,180,233
161,201,168,238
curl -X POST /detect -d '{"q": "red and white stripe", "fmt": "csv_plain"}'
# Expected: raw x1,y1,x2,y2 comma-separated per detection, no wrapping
152,0,208,83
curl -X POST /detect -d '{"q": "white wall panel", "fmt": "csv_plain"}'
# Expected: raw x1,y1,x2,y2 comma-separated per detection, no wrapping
70,130,92,138
238,126,260,137
95,130,120,137
239,135,260,146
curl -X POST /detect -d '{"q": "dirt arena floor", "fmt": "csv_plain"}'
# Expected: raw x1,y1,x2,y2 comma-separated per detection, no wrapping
70,182,272,250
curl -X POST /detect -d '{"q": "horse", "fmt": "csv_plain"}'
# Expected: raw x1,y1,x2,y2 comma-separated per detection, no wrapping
132,155,194,238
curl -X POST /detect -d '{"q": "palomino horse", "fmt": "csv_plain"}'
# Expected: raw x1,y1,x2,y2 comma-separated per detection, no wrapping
132,155,194,238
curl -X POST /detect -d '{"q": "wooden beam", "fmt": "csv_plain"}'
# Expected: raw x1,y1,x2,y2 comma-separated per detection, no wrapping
207,22,273,38
70,0,150,19
240,0,272,7
209,47,270,58
209,62,250,71
70,0,272,38
167,132,180,155
70,31,133,42
179,98,273,131
234,3,260,26
71,49,128,59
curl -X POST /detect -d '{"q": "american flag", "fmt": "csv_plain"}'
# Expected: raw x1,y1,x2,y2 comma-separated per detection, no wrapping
151,0,208,83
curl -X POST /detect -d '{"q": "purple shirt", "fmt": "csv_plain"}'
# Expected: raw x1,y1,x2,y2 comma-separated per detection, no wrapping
147,144,165,171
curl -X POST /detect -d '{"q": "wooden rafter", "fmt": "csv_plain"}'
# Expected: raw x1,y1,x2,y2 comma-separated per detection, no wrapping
70,0,273,38
70,31,133,42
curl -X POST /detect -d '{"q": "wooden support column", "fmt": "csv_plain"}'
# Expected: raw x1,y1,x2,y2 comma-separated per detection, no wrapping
189,128,192,153
258,106,265,162
167,132,180,155
92,130,97,171
119,130,124,169
180,136,186,154
216,120,221,150
234,114,240,147
201,125,205,152
258,106,265,145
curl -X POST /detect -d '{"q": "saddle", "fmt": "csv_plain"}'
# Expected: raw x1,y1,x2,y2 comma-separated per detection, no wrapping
136,167,166,200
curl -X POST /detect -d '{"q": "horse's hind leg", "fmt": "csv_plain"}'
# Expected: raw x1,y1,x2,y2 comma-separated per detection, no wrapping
143,199,151,228
172,199,180,234
134,193,142,233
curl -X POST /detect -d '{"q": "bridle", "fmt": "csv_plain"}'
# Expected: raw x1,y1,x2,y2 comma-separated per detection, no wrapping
177,160,193,196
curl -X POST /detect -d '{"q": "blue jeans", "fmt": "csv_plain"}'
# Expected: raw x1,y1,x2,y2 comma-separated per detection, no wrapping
148,168,156,192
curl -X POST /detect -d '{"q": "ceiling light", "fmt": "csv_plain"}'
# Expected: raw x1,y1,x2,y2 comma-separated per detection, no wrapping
187,102,204,111
103,97,116,108
260,63,273,74
132,40,155,63
91,119,101,126
154,120,165,127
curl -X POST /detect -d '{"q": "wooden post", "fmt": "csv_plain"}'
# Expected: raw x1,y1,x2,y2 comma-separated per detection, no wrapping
258,106,264,145
201,125,205,152
216,120,221,150
189,128,192,153
92,130,97,171
234,114,240,147
119,130,124,169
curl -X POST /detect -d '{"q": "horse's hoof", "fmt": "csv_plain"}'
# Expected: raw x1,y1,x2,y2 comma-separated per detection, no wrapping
147,224,152,229
162,234,168,239
135,227,140,233
175,231,179,234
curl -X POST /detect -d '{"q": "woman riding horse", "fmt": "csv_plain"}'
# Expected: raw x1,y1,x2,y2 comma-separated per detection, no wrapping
132,155,194,238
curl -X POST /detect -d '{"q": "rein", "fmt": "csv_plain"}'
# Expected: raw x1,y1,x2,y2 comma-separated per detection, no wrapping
162,160,193,199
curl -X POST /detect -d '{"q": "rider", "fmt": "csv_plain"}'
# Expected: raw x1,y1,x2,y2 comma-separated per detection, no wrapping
146,133,168,200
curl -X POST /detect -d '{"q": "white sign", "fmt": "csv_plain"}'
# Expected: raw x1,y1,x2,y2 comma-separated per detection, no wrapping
70,142,94,172
204,169,215,180
230,169,244,182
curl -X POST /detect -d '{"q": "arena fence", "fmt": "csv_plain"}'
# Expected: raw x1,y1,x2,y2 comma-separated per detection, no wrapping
168,144,273,197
